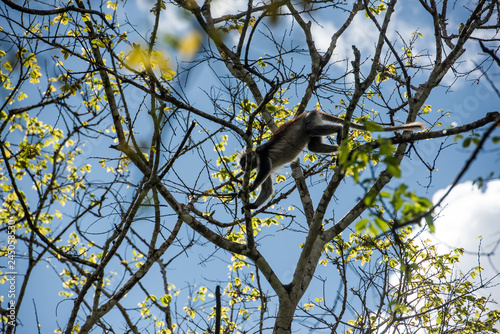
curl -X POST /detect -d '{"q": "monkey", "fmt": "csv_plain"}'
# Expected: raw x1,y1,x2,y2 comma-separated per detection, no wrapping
237,110,425,211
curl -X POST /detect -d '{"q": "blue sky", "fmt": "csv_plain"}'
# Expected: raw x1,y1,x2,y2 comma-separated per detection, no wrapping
6,0,500,332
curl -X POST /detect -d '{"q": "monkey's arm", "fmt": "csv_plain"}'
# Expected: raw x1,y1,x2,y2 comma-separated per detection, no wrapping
247,176,274,210
243,154,273,211
249,154,272,191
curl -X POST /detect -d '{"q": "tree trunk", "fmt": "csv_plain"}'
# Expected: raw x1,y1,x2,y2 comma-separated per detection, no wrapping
273,298,296,334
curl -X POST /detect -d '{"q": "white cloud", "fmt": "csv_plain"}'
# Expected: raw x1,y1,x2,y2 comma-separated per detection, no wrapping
310,21,337,53
318,15,380,62
210,0,247,17
134,0,191,34
431,180,500,258
311,10,436,71
417,180,500,306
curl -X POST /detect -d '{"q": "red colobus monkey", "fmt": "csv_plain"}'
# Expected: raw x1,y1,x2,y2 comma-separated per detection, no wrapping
238,110,425,211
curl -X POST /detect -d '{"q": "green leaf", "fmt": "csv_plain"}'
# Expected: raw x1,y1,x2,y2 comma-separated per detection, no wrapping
276,174,286,183
378,139,394,156
454,134,463,142
355,218,370,231
364,191,376,207
160,294,171,306
364,121,384,132
422,104,432,114
374,217,388,232
337,140,350,166
3,60,12,71
379,191,391,198
425,214,435,232
386,164,401,178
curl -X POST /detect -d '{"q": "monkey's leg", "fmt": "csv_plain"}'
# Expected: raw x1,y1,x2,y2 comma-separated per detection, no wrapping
305,123,342,136
306,123,344,145
307,137,339,153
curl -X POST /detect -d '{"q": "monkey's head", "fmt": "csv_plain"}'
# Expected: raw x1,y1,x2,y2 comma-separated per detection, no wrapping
237,148,258,171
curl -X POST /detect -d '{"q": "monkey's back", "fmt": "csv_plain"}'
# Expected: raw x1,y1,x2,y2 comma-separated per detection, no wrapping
257,114,309,169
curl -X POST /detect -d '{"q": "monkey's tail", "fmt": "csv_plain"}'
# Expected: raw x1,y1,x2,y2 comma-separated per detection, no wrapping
382,122,425,132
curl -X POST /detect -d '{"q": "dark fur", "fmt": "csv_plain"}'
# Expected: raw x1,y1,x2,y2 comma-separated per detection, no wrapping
238,110,424,210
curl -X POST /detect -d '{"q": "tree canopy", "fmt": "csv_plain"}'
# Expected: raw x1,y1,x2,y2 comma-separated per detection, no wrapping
0,0,499,333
